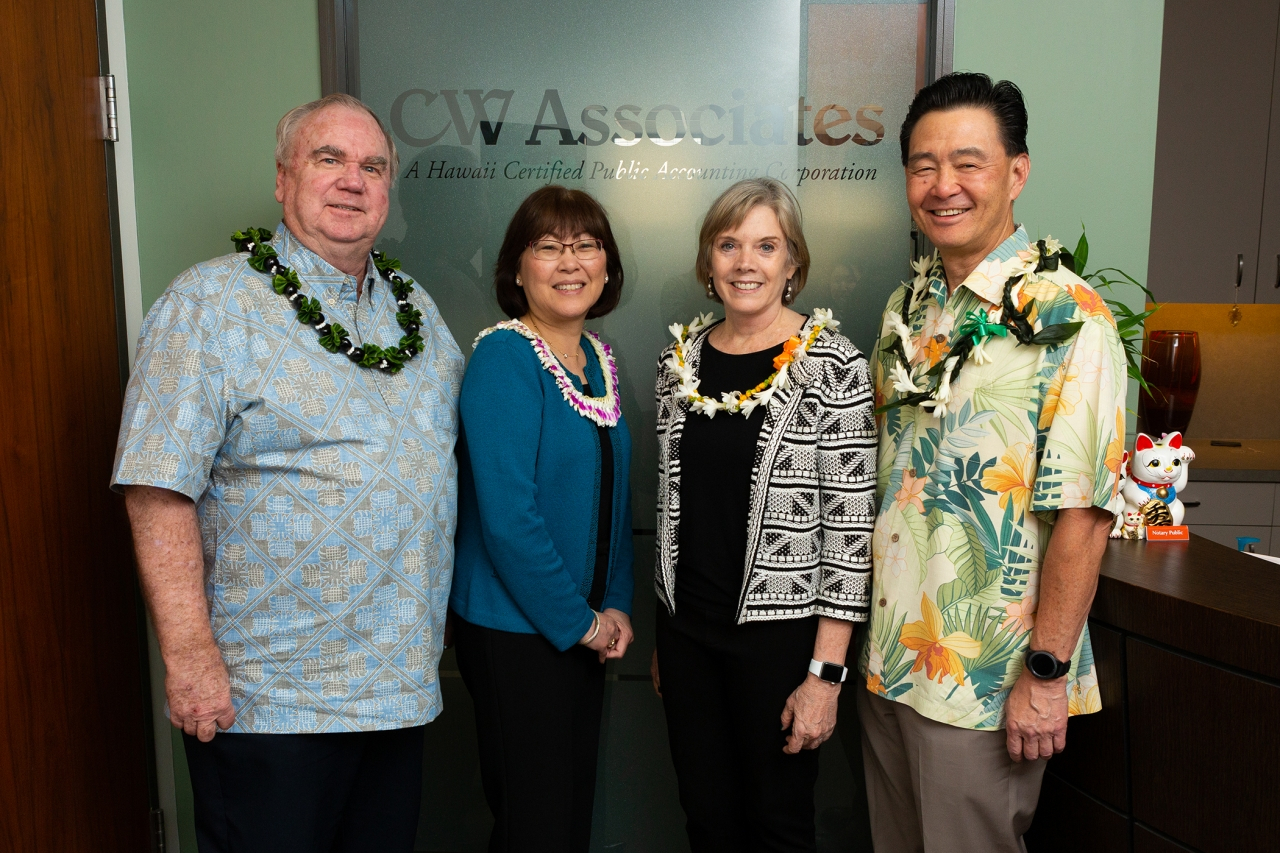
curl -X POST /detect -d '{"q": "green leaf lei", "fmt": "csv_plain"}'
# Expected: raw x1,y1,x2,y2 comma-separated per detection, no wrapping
231,228,424,373
877,239,1083,415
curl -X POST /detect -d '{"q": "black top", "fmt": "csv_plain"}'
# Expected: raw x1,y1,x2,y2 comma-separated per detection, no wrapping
584,376,612,611
675,339,784,618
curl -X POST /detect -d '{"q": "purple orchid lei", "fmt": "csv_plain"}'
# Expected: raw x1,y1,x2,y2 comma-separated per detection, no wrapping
473,320,622,428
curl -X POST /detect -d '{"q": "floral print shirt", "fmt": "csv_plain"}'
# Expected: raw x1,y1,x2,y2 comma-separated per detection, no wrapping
861,226,1126,730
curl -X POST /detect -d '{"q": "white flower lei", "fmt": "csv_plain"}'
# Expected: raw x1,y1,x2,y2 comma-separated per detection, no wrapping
665,308,839,419
474,320,621,427
883,240,1070,419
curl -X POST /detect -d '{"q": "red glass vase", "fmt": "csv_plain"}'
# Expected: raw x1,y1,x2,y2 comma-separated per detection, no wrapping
1138,330,1201,437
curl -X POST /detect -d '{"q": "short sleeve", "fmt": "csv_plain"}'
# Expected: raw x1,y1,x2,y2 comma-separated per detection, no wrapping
1031,316,1128,521
111,290,229,500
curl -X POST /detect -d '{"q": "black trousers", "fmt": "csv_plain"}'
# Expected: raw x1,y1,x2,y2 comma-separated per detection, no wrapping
453,615,606,853
183,725,425,853
656,603,822,853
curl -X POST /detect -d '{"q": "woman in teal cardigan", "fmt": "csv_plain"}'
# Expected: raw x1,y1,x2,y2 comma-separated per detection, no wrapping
450,185,634,853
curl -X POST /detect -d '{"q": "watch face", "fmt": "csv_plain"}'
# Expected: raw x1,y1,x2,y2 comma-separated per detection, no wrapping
1027,651,1063,678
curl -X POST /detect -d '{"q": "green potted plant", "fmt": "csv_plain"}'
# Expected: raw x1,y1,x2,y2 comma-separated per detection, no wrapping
1064,227,1157,394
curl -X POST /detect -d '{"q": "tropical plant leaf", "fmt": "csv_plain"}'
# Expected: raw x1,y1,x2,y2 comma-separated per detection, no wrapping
873,602,905,652
886,682,916,700
966,659,1012,697
1073,227,1089,276
1090,266,1154,300
948,520,994,598
937,576,968,611
900,504,931,571
979,686,1009,724
1029,321,1083,346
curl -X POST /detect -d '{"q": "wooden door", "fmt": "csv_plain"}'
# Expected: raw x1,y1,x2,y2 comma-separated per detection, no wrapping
0,1,153,851
1146,0,1280,304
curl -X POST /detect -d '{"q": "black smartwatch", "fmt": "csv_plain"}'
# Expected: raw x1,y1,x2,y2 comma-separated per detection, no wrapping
808,659,848,685
1024,649,1071,680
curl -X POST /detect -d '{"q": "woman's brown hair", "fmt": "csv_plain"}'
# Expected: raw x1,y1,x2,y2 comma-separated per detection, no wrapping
494,186,625,320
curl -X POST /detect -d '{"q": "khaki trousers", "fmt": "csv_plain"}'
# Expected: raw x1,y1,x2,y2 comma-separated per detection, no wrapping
857,689,1047,853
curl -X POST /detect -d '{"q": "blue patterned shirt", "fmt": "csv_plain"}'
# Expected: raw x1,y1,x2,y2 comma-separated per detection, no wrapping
112,223,464,733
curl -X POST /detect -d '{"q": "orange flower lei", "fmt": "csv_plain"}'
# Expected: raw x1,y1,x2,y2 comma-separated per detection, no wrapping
665,309,837,418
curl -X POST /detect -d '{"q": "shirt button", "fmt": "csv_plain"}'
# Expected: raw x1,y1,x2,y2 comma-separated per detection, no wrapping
890,533,899,543
879,598,887,608
327,298,336,306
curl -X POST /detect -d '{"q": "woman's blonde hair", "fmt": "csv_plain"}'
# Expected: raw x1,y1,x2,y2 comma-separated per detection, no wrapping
695,178,810,304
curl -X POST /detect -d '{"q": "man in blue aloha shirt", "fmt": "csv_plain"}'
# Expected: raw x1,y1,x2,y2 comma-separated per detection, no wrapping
112,93,463,852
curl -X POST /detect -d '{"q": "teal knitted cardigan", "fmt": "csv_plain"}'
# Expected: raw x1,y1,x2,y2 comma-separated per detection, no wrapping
450,328,634,651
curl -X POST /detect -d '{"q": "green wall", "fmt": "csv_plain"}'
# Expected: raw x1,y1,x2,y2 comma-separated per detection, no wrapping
954,0,1164,313
126,0,321,312
955,0,1164,427
122,0,321,848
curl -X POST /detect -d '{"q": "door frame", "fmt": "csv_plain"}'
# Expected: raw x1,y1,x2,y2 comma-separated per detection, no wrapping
99,0,180,849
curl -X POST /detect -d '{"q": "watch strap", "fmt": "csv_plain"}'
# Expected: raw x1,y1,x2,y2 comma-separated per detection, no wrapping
808,658,848,684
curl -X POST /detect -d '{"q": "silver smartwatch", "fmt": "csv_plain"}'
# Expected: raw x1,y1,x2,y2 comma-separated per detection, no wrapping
808,658,848,685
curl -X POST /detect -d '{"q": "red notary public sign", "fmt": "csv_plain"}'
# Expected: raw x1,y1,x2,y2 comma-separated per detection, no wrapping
1146,525,1190,541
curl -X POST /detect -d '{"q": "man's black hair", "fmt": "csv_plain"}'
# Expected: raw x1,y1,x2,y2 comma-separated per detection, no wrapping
899,72,1029,166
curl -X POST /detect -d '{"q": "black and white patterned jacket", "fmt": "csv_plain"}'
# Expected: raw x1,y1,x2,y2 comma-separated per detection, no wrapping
655,316,876,624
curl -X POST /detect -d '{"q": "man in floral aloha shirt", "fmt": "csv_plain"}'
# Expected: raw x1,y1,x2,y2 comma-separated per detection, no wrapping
857,73,1125,852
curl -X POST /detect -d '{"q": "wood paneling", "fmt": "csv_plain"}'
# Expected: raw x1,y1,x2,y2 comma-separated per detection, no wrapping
1025,773,1128,853
1134,824,1197,853
1094,537,1280,680
0,0,151,850
1128,639,1280,853
1042,623,1127,812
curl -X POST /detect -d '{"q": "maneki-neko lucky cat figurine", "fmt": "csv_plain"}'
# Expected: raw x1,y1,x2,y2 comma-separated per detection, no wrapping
1110,431,1195,538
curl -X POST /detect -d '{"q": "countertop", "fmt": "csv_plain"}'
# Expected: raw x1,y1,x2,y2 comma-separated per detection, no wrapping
1185,438,1280,482
1093,535,1280,680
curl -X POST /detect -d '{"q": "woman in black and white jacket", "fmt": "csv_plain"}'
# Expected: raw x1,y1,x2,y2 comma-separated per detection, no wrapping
651,178,876,853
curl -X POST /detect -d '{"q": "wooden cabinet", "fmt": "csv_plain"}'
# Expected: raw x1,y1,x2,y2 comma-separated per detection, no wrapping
1030,538,1280,853
1128,639,1280,853
1258,44,1280,305
1147,0,1280,304
1182,480,1280,556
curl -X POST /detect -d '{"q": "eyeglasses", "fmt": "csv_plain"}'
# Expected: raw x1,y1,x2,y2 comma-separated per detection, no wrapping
526,238,603,261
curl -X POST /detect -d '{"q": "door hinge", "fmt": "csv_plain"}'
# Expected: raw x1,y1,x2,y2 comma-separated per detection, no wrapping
98,75,119,142
150,806,166,853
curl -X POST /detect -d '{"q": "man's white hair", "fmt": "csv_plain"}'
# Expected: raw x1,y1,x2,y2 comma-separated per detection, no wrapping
275,93,400,186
